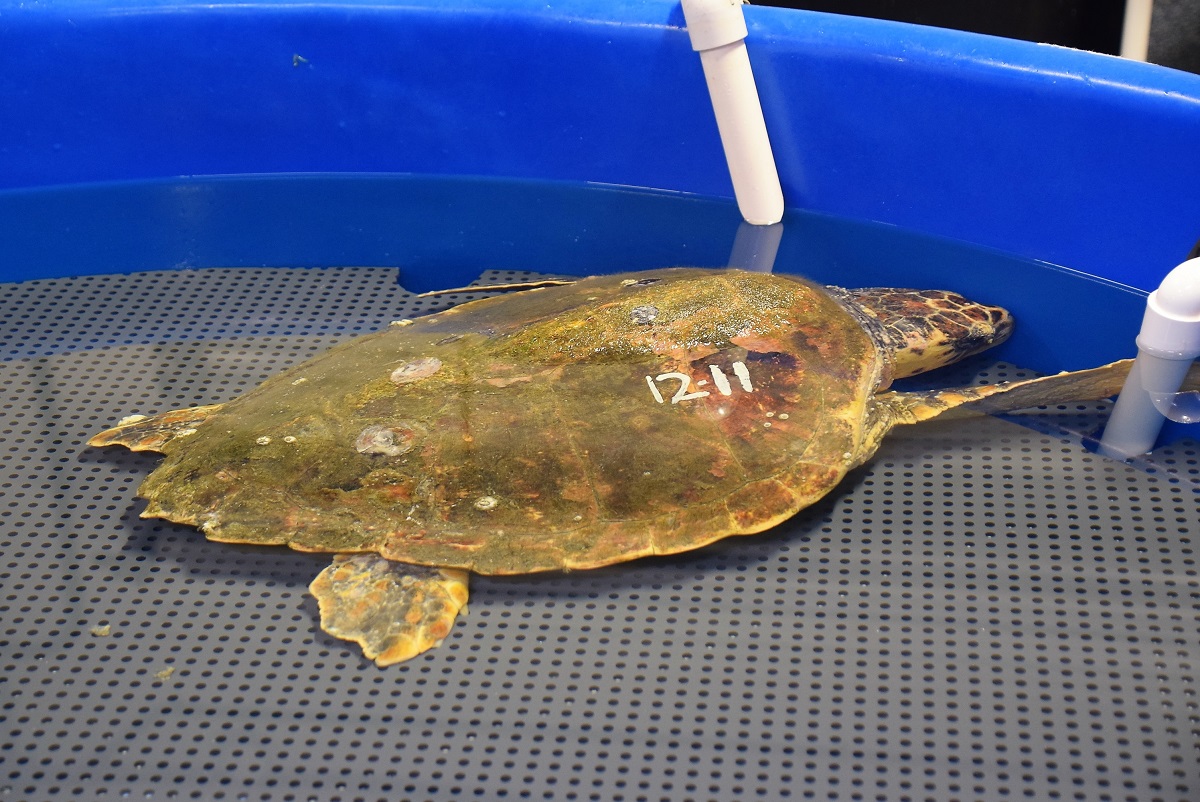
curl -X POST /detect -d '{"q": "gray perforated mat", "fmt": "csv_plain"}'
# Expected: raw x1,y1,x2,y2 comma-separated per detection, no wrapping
3,267,1199,802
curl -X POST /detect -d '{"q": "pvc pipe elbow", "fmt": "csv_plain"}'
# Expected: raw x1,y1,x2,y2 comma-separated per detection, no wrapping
1098,257,1200,458
1138,257,1200,359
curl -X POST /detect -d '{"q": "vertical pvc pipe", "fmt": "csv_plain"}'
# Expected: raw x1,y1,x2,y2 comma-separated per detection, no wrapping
727,220,783,272
1120,0,1154,61
681,0,784,226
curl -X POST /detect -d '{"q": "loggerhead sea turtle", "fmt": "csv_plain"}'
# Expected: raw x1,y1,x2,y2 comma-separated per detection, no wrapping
90,268,1154,666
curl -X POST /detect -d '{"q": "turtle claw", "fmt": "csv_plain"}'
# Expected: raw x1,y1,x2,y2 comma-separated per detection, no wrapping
309,554,470,667
88,404,225,452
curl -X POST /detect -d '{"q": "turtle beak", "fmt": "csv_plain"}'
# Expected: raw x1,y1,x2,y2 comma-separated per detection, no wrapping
959,303,1014,354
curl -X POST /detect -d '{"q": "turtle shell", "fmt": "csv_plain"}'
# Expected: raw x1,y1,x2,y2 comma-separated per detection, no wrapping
135,268,888,573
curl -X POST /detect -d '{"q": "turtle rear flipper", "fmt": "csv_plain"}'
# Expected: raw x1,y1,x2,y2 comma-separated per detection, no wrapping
309,554,469,667
87,404,225,452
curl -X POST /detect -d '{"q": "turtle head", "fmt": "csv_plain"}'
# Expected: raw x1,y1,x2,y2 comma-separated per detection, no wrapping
844,287,1014,379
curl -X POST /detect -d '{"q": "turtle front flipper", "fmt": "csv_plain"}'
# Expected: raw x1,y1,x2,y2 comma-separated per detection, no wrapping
309,554,469,667
87,404,225,453
881,358,1200,424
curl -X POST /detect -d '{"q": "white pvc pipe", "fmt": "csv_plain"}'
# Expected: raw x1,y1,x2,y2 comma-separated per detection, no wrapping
1099,257,1200,458
681,0,784,226
727,220,783,272
1120,0,1154,61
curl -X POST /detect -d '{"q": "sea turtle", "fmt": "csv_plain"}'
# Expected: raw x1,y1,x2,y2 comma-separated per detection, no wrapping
89,268,1147,666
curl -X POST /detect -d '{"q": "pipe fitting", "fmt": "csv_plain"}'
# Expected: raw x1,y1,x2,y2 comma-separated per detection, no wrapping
1099,257,1200,458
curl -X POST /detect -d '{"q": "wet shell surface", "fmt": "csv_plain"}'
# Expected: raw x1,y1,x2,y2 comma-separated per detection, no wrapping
113,269,885,574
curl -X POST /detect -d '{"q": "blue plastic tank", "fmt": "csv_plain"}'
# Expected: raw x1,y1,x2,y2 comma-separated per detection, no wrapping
2,0,1200,370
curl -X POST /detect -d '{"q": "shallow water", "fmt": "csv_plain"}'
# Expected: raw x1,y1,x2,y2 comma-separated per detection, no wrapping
1,178,1198,802
0,173,1151,373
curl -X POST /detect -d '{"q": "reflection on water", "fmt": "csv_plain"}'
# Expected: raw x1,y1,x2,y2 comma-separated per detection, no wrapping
0,173,1149,374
